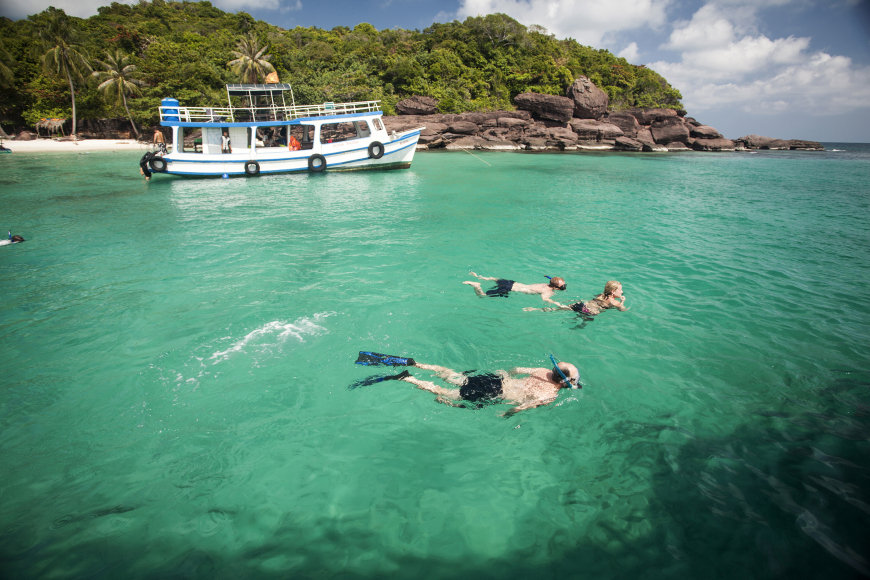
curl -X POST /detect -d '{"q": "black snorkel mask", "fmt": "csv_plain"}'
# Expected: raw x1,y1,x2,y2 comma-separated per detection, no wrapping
549,354,580,389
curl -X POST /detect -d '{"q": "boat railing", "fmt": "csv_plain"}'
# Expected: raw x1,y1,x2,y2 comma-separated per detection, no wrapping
159,100,382,123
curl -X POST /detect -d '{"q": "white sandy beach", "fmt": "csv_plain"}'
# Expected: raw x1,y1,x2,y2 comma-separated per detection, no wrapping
2,139,156,153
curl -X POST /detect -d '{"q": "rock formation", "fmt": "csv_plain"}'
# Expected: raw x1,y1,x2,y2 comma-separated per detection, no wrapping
514,92,574,123
396,96,438,116
566,76,608,120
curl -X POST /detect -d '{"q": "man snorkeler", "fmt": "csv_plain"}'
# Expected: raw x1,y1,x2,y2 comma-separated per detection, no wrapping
396,358,580,416
463,271,568,307
525,281,628,316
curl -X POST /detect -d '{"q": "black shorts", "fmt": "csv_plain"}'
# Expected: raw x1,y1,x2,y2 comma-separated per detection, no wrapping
485,279,515,297
459,373,504,404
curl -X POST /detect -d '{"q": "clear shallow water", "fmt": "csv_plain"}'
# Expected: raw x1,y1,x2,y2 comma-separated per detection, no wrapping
1,144,869,579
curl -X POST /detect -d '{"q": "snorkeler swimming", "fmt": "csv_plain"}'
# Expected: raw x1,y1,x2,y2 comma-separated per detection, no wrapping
352,351,580,415
463,272,568,306
525,281,628,315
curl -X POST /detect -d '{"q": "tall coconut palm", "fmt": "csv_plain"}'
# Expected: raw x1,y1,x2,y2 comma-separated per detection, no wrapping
227,34,275,84
92,50,146,138
37,8,90,135
0,42,15,88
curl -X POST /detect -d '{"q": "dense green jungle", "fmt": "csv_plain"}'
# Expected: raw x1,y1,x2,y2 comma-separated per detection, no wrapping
0,0,683,133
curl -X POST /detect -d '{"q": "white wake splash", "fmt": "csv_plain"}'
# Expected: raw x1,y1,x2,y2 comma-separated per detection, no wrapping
210,312,335,363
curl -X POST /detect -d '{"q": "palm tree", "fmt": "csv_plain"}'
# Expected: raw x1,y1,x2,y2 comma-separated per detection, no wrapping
0,42,15,88
227,34,275,84
92,50,146,138
37,8,90,136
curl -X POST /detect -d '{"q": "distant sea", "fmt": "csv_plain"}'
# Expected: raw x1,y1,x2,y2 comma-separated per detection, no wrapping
1,143,868,579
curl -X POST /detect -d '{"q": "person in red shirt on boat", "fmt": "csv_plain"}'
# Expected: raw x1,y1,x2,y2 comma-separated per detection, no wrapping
288,134,302,151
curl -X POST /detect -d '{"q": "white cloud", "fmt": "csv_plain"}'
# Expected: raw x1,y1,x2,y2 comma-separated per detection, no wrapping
618,42,640,62
0,0,134,19
211,0,281,10
650,1,870,116
456,0,672,47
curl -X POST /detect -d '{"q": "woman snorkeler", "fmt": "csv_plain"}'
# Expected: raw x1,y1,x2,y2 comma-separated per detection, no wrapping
524,281,628,316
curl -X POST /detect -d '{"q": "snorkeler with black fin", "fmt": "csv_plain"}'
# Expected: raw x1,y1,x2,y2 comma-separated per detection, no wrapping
463,272,568,307
351,352,580,415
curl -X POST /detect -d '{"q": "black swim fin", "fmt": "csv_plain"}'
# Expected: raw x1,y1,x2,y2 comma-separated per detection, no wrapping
348,370,411,390
355,351,416,367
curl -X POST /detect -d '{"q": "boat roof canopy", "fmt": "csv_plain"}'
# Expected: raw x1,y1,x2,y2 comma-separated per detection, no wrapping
226,84,293,97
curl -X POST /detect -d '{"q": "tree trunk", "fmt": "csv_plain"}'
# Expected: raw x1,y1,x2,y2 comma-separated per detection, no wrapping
122,90,139,138
66,67,76,136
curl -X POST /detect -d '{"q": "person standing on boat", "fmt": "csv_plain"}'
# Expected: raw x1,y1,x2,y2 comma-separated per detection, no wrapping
152,129,167,154
463,271,569,307
221,131,232,154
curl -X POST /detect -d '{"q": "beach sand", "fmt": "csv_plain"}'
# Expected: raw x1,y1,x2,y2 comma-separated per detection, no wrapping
2,139,156,153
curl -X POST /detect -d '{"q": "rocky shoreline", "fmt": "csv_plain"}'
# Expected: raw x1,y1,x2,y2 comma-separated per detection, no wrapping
6,77,823,153
384,78,824,153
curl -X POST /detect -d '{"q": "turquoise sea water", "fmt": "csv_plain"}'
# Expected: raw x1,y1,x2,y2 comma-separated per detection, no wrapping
1,144,869,579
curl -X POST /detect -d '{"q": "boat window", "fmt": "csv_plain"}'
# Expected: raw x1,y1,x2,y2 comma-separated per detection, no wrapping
182,127,203,154
372,118,383,131
355,121,371,138
320,122,365,144
255,126,286,148
289,125,315,150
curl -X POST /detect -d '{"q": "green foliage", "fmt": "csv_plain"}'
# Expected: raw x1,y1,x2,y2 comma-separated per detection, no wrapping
0,3,683,130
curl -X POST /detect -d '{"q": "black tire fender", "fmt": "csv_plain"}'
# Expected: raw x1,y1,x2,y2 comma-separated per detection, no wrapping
308,154,326,172
368,141,384,159
149,156,167,172
244,160,260,175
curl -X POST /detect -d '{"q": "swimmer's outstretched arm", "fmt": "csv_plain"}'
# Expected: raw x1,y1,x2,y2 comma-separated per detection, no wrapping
540,289,566,308
468,271,499,281
523,305,572,312
503,396,557,417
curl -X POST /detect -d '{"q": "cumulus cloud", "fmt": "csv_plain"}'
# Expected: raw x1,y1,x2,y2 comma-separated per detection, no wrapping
0,0,133,19
618,42,640,62
650,1,870,115
456,0,672,47
0,0,294,19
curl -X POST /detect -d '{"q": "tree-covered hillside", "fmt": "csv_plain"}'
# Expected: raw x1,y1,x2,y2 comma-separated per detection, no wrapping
0,1,683,132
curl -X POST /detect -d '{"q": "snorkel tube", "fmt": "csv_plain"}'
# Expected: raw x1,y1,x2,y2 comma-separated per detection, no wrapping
549,354,580,389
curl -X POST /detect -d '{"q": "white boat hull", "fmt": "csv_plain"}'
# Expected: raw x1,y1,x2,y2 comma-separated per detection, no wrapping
159,130,421,177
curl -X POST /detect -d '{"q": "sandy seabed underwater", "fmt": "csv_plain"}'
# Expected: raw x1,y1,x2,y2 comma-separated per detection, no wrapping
1,145,869,579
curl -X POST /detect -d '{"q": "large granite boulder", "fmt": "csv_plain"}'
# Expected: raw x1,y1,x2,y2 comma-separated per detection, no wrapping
642,142,668,152
598,123,625,141
514,92,574,123
614,137,642,151
690,125,722,139
650,117,689,144
523,122,549,139
738,135,793,149
605,111,640,138
419,123,448,136
396,96,438,115
569,119,602,140
691,138,736,151
635,128,655,144
15,131,34,141
684,117,701,127
498,117,529,128
547,127,579,146
789,139,824,150
565,76,608,120
627,107,679,125
447,121,478,134
665,142,692,151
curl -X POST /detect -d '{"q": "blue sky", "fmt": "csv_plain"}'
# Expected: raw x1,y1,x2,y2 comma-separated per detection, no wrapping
4,0,869,141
